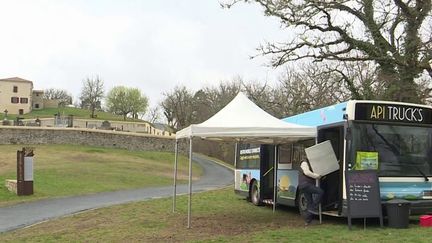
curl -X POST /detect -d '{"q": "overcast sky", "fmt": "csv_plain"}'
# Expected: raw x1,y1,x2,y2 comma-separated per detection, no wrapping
0,0,287,106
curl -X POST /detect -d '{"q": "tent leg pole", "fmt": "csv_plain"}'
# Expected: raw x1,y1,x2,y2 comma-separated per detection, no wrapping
173,140,179,213
187,138,193,228
317,179,322,224
234,142,238,168
273,145,278,212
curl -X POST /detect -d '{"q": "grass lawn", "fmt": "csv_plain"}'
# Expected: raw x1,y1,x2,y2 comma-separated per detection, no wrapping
1,187,431,242
0,144,201,206
3,107,142,122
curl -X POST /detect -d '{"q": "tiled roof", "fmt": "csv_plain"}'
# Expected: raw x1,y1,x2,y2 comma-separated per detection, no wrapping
0,77,33,83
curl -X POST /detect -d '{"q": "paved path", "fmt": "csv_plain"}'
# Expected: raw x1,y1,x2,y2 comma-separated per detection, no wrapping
0,154,234,233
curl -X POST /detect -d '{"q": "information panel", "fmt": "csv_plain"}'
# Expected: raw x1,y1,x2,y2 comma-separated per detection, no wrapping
24,157,34,181
345,170,383,228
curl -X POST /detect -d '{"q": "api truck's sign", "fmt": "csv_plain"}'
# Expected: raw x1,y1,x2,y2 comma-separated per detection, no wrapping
355,103,432,124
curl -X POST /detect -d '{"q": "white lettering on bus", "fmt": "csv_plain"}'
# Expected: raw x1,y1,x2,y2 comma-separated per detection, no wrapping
398,107,405,120
240,147,260,155
406,108,413,122
390,106,399,120
385,106,424,122
418,108,424,122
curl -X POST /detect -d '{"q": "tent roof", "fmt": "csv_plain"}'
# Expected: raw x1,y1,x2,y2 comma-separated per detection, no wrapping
176,92,316,143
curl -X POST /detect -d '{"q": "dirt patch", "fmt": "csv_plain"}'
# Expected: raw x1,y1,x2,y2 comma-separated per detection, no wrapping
191,213,303,234
148,208,308,242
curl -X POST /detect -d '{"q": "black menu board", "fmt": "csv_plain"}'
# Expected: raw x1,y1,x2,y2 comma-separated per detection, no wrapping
346,170,383,228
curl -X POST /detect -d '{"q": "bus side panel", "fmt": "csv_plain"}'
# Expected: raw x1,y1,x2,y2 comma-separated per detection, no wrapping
234,169,260,197
276,169,299,206
380,181,432,214
380,181,432,200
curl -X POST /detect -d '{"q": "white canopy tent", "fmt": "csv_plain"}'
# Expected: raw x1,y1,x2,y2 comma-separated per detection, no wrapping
172,92,316,228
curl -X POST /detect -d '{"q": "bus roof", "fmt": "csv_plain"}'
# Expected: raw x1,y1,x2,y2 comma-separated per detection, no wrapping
282,102,348,127
282,100,432,126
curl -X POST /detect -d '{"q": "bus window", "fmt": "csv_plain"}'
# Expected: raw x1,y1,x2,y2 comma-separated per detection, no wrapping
351,123,432,177
278,144,293,169
238,145,260,169
292,139,315,169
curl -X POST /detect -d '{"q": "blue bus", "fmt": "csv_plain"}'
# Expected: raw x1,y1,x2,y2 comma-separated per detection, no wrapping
234,100,432,216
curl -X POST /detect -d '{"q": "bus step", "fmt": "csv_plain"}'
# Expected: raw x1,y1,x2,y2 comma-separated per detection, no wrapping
321,210,342,217
262,199,274,205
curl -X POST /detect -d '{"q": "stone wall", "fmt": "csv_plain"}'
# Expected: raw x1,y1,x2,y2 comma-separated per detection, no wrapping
43,99,60,109
5,179,17,194
21,118,173,137
0,126,186,153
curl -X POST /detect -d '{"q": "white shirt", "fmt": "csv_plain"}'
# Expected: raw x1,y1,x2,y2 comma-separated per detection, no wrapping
300,161,321,179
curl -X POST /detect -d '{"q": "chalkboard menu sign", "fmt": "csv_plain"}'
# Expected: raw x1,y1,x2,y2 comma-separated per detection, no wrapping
345,170,383,229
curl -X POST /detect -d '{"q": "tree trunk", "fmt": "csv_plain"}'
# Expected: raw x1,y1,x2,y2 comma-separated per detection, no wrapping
91,106,95,118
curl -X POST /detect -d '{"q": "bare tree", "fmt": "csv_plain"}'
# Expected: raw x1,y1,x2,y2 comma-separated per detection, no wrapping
224,0,432,103
160,81,241,130
192,89,215,124
276,63,351,116
416,73,432,104
43,88,73,106
196,79,242,122
242,81,281,116
328,61,387,100
145,105,162,123
79,76,104,118
161,86,195,130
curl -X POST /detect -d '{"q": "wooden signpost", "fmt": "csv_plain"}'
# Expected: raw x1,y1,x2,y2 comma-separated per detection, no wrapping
17,147,34,196
346,170,383,229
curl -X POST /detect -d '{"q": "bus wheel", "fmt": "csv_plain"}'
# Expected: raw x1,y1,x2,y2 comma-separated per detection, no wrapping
250,180,261,206
297,191,308,215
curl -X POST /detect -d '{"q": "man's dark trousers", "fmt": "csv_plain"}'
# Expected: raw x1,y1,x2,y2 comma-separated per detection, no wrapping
300,183,324,223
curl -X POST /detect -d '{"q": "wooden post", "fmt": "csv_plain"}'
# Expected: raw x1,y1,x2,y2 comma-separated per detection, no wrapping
16,147,34,196
16,149,24,195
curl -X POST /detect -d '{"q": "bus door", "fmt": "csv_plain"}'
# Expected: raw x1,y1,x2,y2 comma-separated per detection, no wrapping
317,125,344,213
260,145,275,202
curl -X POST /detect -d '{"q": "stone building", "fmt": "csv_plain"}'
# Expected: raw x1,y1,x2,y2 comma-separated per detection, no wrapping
0,77,60,115
0,77,33,115
32,90,60,110
32,90,44,110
